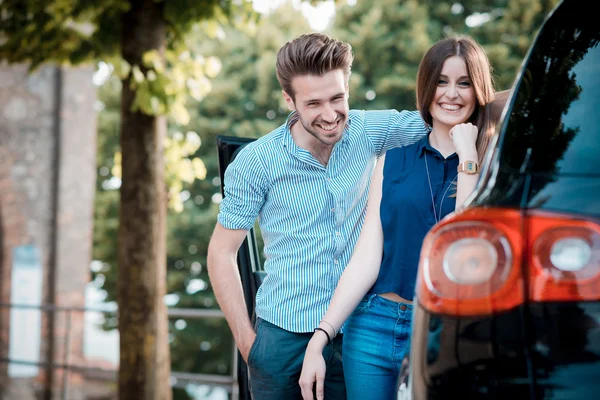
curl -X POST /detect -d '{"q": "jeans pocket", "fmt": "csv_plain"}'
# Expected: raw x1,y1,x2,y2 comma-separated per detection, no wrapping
247,319,263,367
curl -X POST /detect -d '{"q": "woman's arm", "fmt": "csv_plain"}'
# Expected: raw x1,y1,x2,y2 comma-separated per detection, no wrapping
299,154,387,400
451,123,480,208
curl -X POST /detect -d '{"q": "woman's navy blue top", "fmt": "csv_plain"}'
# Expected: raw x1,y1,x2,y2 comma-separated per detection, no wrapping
369,135,460,300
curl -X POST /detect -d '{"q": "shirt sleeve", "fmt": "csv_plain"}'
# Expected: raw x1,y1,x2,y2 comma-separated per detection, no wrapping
217,144,269,231
364,109,429,156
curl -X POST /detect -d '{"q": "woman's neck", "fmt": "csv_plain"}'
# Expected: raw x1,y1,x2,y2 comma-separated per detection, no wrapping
429,125,456,158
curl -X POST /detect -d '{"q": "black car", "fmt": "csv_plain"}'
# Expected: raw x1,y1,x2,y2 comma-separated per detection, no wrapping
408,0,600,398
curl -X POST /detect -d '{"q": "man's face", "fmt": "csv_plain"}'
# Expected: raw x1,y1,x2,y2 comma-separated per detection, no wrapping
283,69,349,147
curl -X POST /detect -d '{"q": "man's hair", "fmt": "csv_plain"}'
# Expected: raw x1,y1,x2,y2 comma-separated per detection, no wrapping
276,33,353,101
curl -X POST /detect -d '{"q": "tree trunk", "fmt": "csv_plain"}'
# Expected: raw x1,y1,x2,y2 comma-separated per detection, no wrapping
117,1,171,399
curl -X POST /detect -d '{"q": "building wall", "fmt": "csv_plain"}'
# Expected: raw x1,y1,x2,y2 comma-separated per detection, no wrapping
0,62,97,399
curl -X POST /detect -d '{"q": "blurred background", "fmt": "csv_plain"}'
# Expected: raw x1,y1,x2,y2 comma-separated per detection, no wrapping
0,0,559,399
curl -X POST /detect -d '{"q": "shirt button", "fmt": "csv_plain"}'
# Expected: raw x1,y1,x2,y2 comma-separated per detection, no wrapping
327,178,331,182
331,208,335,212
335,231,341,236
334,259,339,264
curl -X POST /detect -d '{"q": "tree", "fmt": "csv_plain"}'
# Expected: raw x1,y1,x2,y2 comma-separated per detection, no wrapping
0,1,253,399
331,0,432,111
421,0,561,87
332,0,561,113
92,4,313,397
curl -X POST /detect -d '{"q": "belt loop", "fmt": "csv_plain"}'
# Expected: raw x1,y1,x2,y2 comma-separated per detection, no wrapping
367,293,377,306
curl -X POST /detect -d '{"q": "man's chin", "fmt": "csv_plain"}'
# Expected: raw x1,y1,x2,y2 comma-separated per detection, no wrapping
319,131,344,145
316,124,345,138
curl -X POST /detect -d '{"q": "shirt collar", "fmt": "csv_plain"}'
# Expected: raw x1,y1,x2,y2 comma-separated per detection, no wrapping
282,111,298,151
417,134,434,158
418,133,459,160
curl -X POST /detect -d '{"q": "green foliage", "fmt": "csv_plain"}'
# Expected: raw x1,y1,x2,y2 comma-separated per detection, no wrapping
0,0,255,69
0,0,255,124
332,0,561,112
332,0,432,111
0,0,129,67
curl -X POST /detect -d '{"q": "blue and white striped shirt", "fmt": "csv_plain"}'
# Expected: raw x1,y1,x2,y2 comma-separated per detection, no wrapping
218,109,428,332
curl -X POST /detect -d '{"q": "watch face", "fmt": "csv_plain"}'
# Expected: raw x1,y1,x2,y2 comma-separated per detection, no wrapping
459,161,479,174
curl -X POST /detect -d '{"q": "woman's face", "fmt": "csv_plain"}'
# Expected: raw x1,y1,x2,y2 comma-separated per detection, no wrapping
428,55,476,131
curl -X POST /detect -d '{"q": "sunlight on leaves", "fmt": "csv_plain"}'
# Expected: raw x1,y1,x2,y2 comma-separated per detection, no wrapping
163,131,207,212
111,152,122,178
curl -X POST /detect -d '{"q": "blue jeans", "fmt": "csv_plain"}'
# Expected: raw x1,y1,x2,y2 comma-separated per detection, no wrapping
247,318,346,400
342,293,413,400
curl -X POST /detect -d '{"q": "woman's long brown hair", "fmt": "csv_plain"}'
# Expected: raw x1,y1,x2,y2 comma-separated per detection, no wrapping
416,35,497,163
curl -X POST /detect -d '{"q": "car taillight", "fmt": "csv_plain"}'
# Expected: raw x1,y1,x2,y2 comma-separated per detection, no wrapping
529,214,600,302
418,208,524,316
417,208,600,316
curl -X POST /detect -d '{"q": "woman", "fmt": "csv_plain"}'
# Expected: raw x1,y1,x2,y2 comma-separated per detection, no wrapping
299,35,497,400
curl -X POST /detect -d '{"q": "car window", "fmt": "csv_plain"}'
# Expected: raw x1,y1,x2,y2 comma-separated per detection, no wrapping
499,7,600,175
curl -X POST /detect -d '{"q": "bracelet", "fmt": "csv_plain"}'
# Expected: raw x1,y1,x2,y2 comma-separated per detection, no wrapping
320,320,337,338
314,327,331,345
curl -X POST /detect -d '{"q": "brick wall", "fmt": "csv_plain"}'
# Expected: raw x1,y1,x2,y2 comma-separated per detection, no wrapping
0,146,28,396
0,62,97,400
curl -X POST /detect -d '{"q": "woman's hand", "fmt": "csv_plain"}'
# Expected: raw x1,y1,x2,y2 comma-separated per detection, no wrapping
299,341,327,400
450,122,478,160
451,122,481,208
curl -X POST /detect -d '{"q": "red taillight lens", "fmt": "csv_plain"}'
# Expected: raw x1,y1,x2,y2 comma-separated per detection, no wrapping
417,208,600,316
417,208,524,316
529,214,600,302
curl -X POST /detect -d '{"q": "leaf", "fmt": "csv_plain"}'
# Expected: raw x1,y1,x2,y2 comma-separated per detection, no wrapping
192,158,207,180
113,58,131,79
150,96,162,114
132,65,145,83
142,49,165,72
112,152,122,178
171,101,190,125
204,56,222,78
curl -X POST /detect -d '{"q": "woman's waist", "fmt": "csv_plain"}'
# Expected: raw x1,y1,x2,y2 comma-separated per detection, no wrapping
377,292,413,304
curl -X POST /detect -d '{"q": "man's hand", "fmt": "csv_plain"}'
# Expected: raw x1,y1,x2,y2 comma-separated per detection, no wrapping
240,331,257,364
398,355,410,387
207,223,258,366
299,346,327,400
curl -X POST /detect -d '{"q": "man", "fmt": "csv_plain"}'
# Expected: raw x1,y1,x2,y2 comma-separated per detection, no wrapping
207,33,507,399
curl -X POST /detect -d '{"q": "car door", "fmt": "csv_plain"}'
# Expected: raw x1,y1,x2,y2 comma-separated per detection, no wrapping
216,135,266,400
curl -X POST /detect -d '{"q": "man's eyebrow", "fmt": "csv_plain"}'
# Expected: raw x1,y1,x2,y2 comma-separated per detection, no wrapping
303,92,345,105
303,99,319,106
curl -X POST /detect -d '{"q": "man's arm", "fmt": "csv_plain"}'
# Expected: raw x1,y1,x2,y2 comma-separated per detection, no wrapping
491,89,511,124
207,222,256,362
364,110,429,156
